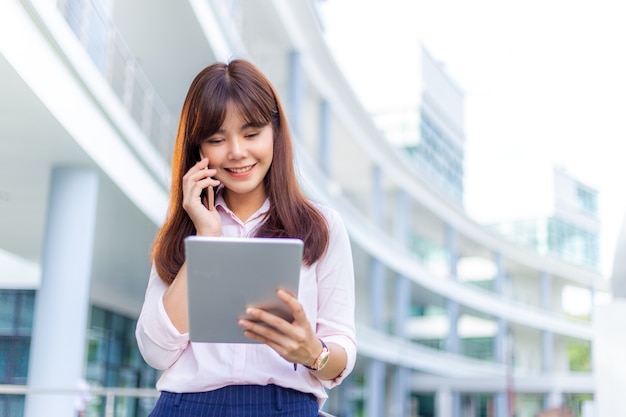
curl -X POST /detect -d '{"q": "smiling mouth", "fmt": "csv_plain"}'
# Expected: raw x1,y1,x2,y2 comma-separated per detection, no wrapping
226,165,254,174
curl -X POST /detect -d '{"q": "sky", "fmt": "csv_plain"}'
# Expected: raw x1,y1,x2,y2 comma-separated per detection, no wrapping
320,0,626,277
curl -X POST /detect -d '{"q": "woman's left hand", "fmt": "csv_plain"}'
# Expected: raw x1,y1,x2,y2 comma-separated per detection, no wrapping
238,289,321,368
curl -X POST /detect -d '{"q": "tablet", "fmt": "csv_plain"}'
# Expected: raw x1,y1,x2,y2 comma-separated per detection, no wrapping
184,236,304,343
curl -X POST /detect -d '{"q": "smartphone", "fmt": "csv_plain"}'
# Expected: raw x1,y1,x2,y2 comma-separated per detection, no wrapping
199,152,216,210
200,183,216,211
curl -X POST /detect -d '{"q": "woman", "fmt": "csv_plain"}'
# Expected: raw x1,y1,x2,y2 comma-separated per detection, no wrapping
136,59,356,416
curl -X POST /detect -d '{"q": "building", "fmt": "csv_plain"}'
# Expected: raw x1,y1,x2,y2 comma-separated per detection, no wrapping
371,47,465,204
593,207,626,417
0,0,608,416
470,165,600,271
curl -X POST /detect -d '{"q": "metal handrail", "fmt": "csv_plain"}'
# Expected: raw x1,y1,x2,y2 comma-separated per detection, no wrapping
0,384,159,417
0,385,337,417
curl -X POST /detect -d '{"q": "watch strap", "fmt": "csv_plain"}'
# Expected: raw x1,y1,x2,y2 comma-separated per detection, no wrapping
304,338,329,371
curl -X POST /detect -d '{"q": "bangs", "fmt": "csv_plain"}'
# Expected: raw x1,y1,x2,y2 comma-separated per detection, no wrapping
185,60,278,148
190,85,276,145
231,95,275,128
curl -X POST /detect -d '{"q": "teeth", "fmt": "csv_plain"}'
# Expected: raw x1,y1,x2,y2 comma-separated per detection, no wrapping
228,165,252,174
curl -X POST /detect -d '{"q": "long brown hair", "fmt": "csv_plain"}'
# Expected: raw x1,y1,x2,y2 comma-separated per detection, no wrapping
153,59,329,283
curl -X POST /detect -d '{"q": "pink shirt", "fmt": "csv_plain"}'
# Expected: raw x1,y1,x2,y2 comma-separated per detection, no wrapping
135,194,357,405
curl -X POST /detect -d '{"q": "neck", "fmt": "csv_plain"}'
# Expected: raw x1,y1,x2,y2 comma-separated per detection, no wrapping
223,188,267,222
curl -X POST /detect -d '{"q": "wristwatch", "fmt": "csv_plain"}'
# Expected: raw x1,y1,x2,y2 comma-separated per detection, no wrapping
304,339,330,371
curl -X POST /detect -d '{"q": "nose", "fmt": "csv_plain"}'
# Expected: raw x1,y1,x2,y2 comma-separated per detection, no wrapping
227,137,246,160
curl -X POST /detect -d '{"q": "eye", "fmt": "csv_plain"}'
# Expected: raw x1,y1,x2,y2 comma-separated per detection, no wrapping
204,137,224,145
244,132,260,139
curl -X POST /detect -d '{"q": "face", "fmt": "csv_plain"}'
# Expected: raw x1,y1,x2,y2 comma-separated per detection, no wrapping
199,102,274,206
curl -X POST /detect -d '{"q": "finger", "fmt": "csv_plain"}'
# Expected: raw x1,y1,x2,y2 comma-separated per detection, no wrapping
189,171,219,195
195,157,210,170
238,318,290,346
276,289,307,323
245,306,303,341
183,166,216,190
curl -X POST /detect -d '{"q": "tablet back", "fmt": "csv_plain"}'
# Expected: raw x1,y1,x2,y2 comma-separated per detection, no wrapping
185,236,303,343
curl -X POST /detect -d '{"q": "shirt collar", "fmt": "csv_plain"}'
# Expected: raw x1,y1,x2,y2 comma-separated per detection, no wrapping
214,185,270,224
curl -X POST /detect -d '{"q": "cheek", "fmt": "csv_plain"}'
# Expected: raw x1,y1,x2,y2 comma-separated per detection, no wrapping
264,144,274,162
260,137,274,161
200,147,221,168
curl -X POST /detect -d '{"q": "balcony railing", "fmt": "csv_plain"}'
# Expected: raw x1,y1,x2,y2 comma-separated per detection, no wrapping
0,384,159,417
56,0,175,160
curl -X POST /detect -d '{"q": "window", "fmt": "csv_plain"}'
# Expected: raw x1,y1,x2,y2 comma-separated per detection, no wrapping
576,186,598,216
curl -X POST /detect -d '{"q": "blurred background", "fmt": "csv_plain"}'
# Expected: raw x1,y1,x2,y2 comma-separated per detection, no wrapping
1,0,624,416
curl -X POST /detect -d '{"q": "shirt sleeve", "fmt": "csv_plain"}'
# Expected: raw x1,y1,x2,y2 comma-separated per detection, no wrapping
315,207,358,388
135,264,190,370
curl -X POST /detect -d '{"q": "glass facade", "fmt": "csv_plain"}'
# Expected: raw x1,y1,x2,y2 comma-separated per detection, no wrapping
548,218,599,268
408,111,464,203
371,107,464,203
490,217,599,269
85,306,158,417
0,290,157,417
576,185,598,216
0,290,34,416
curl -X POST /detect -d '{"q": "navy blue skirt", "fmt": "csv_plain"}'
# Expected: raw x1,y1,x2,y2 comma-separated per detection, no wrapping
148,384,318,417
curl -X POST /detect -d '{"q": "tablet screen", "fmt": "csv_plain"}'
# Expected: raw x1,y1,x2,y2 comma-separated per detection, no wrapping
185,236,303,343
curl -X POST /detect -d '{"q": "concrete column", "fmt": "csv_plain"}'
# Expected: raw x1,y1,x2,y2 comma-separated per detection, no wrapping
288,50,304,139
437,387,452,417
590,327,623,413
25,166,99,417
445,225,459,354
390,188,411,417
493,252,506,363
366,359,385,417
366,163,387,415
493,251,510,417
541,270,554,410
390,366,410,417
318,99,331,176
394,189,411,336
494,393,508,417
370,258,386,331
445,225,460,417
446,300,459,353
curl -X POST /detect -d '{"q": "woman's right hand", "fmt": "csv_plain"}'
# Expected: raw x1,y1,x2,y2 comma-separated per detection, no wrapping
182,157,222,236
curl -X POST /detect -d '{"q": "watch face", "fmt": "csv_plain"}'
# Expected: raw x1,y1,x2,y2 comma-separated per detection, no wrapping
317,351,330,370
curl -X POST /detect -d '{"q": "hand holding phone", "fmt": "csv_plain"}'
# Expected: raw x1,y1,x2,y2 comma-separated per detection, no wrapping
199,152,217,211
181,155,221,236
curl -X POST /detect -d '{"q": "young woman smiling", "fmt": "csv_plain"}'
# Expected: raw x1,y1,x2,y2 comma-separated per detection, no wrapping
136,59,356,417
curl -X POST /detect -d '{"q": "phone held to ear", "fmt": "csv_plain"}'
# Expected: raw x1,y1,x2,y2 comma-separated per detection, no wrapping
201,185,216,211
199,152,215,211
